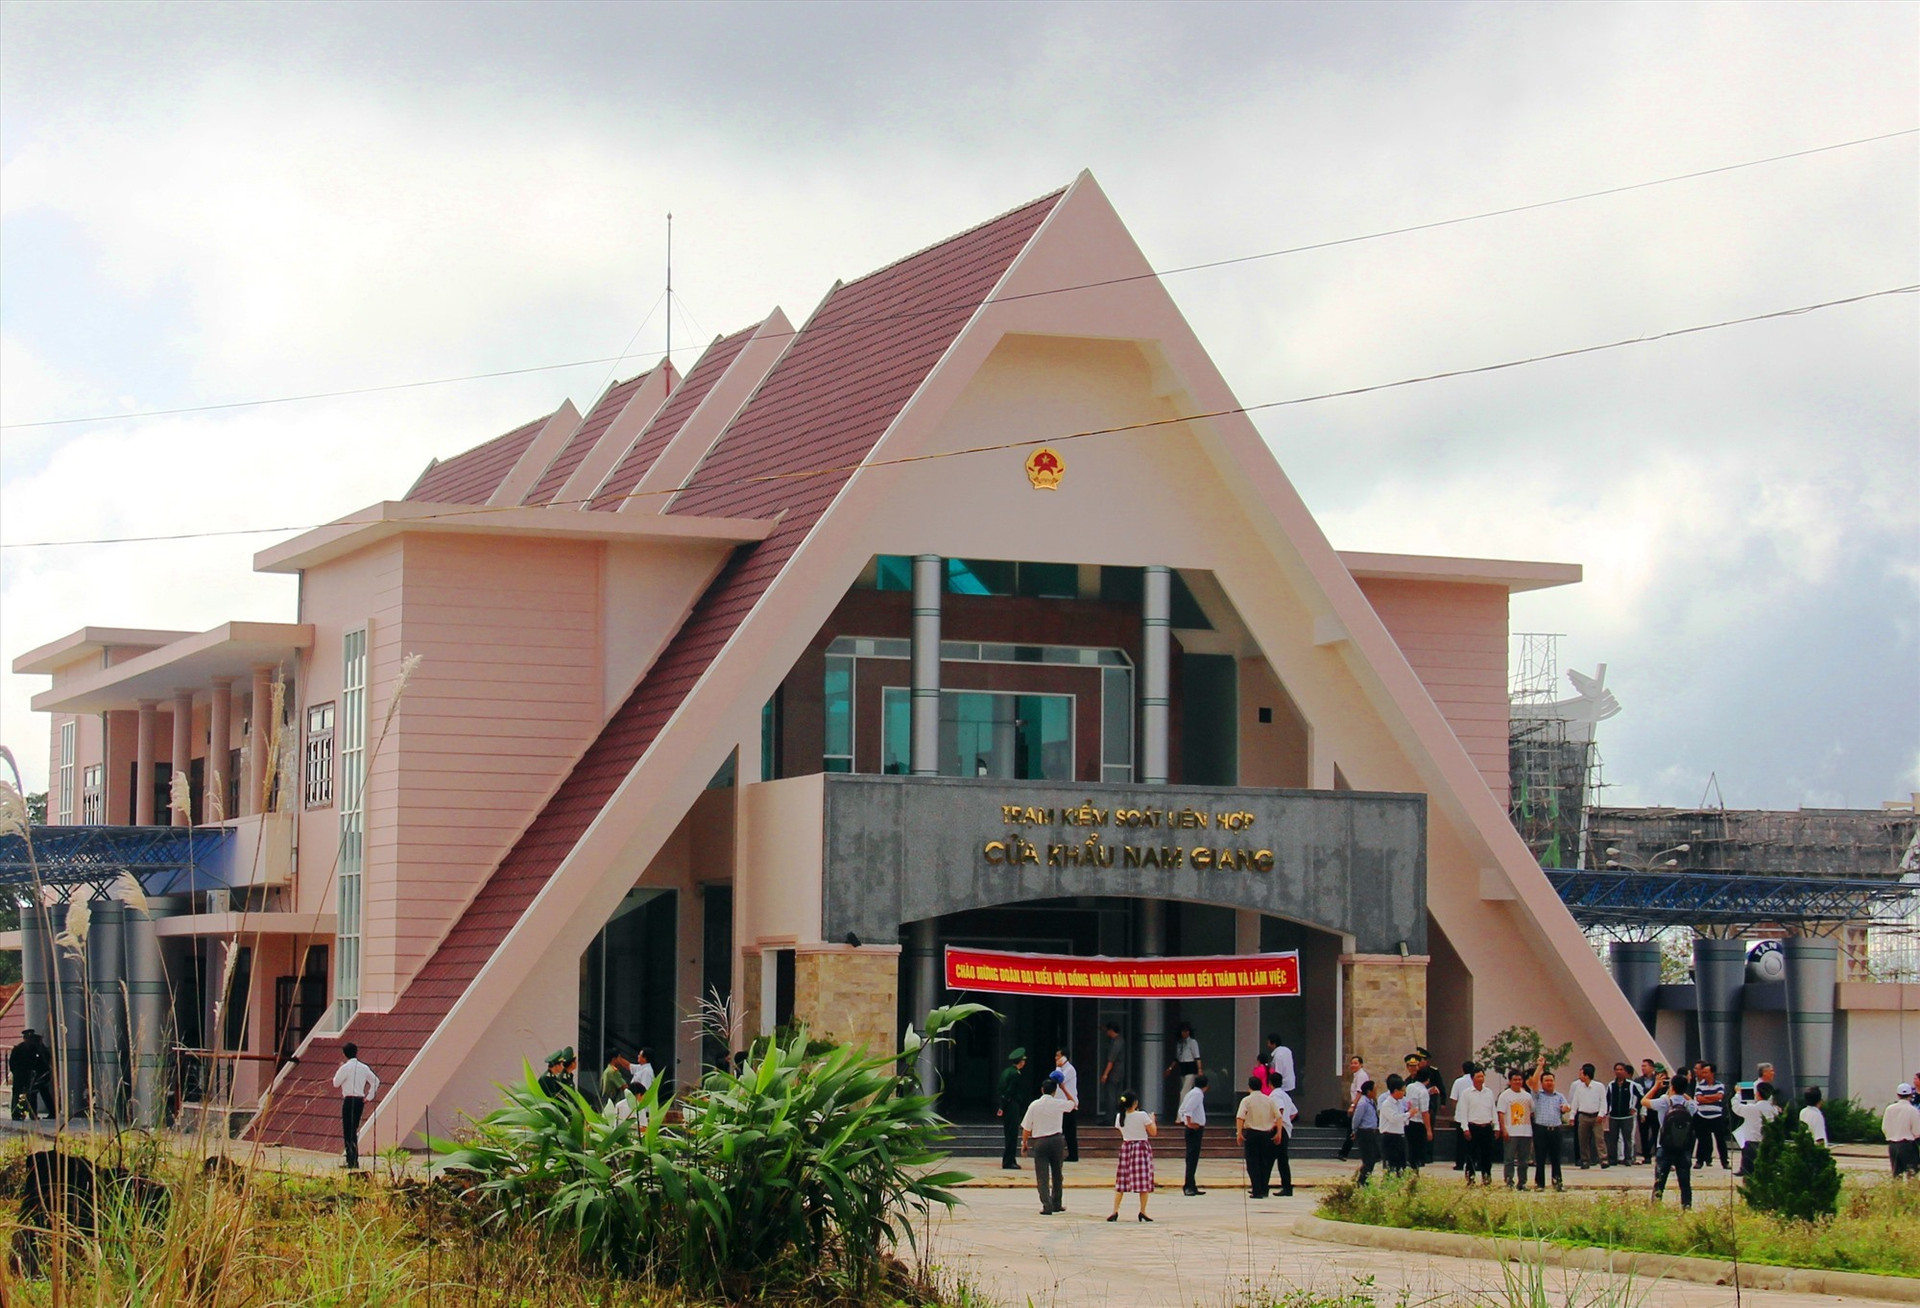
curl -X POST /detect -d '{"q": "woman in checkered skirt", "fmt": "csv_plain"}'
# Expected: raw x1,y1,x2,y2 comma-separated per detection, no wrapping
1107,1091,1159,1221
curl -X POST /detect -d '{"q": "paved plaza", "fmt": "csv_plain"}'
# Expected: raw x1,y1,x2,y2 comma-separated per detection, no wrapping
930,1155,1897,1308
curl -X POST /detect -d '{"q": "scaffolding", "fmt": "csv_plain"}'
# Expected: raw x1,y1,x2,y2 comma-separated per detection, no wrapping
1508,634,1610,870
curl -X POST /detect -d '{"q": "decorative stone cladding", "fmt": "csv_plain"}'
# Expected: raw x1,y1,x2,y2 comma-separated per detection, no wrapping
793,945,902,1054
1341,953,1429,1073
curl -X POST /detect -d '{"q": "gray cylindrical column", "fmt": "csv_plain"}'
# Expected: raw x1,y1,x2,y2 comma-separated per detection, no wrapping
124,900,170,1128
1693,937,1745,1085
1138,899,1167,1117
1783,934,1838,1096
910,556,943,777
1139,567,1171,785
87,900,126,1123
908,919,939,1096
1609,941,1663,1036
21,896,50,1046
49,902,90,1121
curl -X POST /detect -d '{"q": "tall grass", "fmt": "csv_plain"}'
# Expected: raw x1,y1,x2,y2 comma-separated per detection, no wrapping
1318,1171,1920,1277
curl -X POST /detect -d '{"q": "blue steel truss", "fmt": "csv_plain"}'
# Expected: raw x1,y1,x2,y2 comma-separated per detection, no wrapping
1545,867,1918,931
0,825,237,898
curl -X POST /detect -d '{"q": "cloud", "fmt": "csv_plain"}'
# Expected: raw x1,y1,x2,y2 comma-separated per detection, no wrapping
1,1,1915,807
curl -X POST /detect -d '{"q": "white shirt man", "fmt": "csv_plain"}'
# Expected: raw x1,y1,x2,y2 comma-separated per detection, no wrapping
1349,1060,1371,1104
1457,1076,1498,1126
1378,1090,1408,1135
1405,1076,1431,1127
1882,1086,1920,1178
1799,1098,1829,1146
1021,1080,1076,1215
1178,1083,1206,1129
1569,1072,1608,1118
1054,1052,1080,1106
630,1054,656,1093
332,1046,379,1170
1267,1083,1300,1135
1269,1042,1296,1093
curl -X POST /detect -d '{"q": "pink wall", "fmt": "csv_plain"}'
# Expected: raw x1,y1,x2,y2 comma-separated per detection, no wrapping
376,534,604,1007
1353,578,1511,802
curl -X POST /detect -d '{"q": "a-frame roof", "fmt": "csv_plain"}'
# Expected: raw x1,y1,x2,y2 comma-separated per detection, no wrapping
251,188,1066,1150
404,411,554,504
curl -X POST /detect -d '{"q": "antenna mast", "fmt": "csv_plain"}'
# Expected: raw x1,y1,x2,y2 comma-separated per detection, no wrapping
665,212,673,394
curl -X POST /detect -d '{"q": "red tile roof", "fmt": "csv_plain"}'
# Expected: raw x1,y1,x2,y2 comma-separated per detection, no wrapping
520,371,654,507
404,412,552,504
250,189,1063,1151
585,324,761,512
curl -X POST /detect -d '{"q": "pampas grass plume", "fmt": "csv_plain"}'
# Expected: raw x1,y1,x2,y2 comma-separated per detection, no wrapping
57,894,91,951
170,771,193,824
0,782,28,840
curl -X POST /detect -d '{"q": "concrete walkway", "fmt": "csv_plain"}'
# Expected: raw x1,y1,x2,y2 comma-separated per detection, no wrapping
929,1157,1894,1307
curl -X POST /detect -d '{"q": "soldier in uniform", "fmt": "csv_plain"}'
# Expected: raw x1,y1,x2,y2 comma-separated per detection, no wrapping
538,1048,572,1100
998,1048,1028,1170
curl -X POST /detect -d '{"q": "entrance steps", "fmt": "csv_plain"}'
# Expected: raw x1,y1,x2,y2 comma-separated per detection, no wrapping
940,1121,1349,1160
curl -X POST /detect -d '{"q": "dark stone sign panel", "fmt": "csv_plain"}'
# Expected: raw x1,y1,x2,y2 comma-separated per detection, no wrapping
819,775,1425,954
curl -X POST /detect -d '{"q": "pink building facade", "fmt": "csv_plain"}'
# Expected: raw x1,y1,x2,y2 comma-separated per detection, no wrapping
10,175,1655,1150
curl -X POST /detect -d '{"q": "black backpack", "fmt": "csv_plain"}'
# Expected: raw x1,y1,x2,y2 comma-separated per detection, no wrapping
1659,1100,1693,1153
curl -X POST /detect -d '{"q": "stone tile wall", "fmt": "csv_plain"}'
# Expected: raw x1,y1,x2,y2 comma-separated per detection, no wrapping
1341,953,1429,1073
793,945,902,1054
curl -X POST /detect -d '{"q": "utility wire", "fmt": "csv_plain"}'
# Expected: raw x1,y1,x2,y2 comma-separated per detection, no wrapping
4,283,1910,551
3,127,1911,432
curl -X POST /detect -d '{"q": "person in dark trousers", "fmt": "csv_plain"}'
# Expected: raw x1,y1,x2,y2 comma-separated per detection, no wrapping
1605,1063,1640,1165
1691,1063,1729,1169
997,1049,1028,1170
1379,1075,1410,1175
1267,1078,1298,1196
1099,1022,1126,1121
1177,1073,1209,1195
1338,1055,1367,1160
1644,1070,1697,1209
1635,1058,1661,1162
1530,1061,1570,1192
1019,1071,1075,1214
1449,1060,1479,1170
1351,1079,1382,1183
1053,1048,1081,1162
9,1030,54,1120
332,1042,379,1169
1235,1074,1281,1197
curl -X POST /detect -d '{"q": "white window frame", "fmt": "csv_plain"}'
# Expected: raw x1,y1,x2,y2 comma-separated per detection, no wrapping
80,764,104,825
57,721,76,824
304,702,336,809
332,629,368,1027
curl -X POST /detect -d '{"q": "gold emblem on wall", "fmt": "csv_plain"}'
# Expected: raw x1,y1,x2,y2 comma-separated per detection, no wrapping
1025,447,1065,490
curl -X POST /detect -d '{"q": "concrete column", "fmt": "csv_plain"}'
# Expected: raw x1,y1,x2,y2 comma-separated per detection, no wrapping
248,666,274,815
170,690,194,826
910,555,943,777
1340,953,1430,1084
50,902,89,1120
124,900,170,1128
206,677,233,824
87,899,126,1123
1234,909,1262,1088
1139,566,1171,785
1609,940,1663,1036
135,700,159,826
1693,937,1745,1084
1783,934,1838,1096
1138,899,1166,1117
21,896,50,1048
908,919,939,1095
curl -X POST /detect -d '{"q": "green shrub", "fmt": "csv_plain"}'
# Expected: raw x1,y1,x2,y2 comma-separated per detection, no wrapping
1822,1096,1886,1143
1473,1025,1573,1077
1742,1110,1840,1220
432,1004,986,1298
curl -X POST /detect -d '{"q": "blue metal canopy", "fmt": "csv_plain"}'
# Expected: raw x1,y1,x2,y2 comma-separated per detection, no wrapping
0,825,238,897
1545,867,1918,931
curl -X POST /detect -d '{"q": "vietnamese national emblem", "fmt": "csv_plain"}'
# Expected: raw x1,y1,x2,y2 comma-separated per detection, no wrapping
1024,447,1065,490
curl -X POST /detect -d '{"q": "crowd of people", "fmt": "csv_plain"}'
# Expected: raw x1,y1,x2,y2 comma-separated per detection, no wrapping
1002,1027,1920,1217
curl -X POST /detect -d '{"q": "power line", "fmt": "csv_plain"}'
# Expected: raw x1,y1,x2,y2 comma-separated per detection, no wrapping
5,283,1910,551
4,127,1911,433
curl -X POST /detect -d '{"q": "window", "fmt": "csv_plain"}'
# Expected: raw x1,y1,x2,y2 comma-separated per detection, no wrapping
333,630,368,1026
874,555,913,591
760,692,783,781
823,653,854,772
56,722,76,824
304,703,336,808
871,556,1079,599
80,764,104,825
882,689,1074,780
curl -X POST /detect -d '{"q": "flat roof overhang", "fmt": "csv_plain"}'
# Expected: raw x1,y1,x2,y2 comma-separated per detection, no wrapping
1338,551,1581,593
12,627,199,676
253,499,778,573
30,622,314,713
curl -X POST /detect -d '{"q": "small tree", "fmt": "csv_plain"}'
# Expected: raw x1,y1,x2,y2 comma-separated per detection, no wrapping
1742,1109,1840,1221
1473,1025,1573,1077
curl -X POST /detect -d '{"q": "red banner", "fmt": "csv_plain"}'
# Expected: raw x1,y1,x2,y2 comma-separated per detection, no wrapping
944,946,1300,999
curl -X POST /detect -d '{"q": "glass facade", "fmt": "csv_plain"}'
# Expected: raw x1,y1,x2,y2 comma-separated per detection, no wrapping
881,688,1074,779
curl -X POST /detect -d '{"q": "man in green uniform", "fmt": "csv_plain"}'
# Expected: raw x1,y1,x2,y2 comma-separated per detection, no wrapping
538,1048,572,1100
999,1048,1029,1170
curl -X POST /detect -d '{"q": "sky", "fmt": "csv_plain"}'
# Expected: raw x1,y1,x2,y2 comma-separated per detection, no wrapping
1,1,1915,809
